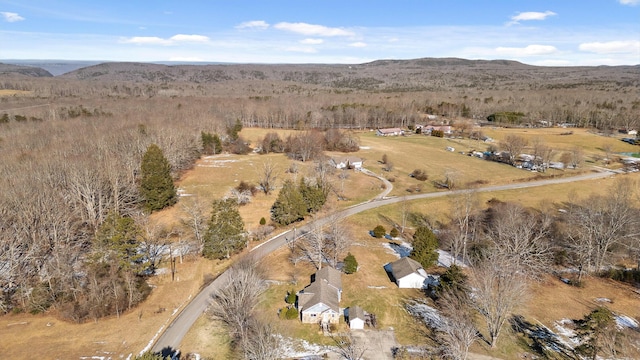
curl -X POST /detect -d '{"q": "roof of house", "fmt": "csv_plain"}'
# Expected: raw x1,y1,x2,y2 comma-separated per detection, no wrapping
299,278,340,313
314,266,342,291
349,306,365,321
390,257,426,280
377,127,403,134
332,156,362,165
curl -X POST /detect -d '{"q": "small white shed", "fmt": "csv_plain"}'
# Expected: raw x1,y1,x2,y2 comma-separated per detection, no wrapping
348,306,365,330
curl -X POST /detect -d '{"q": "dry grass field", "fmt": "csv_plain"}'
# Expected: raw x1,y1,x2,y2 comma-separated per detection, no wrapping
0,89,33,96
2,127,639,359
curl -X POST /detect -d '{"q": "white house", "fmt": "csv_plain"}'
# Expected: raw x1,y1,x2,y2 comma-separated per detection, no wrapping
298,267,343,324
331,156,363,170
376,128,404,136
348,306,365,330
388,257,429,289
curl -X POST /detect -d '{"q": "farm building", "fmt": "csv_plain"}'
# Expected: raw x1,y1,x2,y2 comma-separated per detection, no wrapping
331,156,363,170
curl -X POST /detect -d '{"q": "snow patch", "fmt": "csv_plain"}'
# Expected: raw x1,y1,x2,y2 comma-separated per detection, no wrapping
279,335,332,358
382,241,412,258
616,314,639,329
437,250,466,268
405,300,443,330
594,297,612,303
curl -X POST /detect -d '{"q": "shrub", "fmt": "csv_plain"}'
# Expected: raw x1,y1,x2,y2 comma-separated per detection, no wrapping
431,129,444,137
236,180,258,196
372,225,386,238
390,228,399,238
410,169,428,181
259,217,266,226
285,290,297,304
285,306,299,320
343,253,358,274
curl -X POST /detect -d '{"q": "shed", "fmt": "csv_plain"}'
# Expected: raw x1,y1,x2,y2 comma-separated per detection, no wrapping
348,306,366,330
388,257,429,289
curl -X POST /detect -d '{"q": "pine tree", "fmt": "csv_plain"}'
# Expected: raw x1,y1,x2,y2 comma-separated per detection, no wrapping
271,180,307,225
95,211,144,272
201,131,222,155
299,177,326,214
343,253,358,274
410,226,439,269
203,199,246,259
140,144,177,212
576,307,618,360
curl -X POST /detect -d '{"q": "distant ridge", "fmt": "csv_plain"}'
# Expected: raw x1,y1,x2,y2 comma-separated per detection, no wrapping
0,63,53,77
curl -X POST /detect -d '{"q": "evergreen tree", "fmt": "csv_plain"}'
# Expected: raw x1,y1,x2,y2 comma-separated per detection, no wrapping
343,253,358,274
410,226,439,269
271,180,307,225
95,211,144,272
299,177,327,214
140,144,177,212
576,307,618,360
201,131,222,155
226,119,243,141
203,199,246,259
435,264,467,296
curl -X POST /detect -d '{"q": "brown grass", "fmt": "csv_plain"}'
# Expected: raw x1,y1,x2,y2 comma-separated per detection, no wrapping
3,127,639,358
0,89,32,96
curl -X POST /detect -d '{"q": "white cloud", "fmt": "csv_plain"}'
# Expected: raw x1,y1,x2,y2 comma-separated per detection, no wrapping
170,34,210,43
274,22,354,36
300,38,324,45
495,44,559,56
579,40,640,54
349,42,367,48
121,34,210,46
236,20,269,30
619,0,640,5
121,36,171,45
1,11,25,22
284,46,318,53
508,11,556,25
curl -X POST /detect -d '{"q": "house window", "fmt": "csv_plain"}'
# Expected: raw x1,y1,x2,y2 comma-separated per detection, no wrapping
311,314,316,317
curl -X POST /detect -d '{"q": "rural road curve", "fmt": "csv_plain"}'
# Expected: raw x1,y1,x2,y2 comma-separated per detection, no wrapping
151,168,616,355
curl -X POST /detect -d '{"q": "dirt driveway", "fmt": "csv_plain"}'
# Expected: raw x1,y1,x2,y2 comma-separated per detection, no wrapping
326,328,398,360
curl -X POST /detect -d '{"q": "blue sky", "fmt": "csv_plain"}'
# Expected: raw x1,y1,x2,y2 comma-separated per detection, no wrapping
1,0,639,66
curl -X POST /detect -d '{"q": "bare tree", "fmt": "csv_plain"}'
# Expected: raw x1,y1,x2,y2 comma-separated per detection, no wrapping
437,290,478,360
469,258,528,348
244,319,284,360
483,202,552,279
180,196,209,251
300,221,327,270
500,134,528,166
331,332,366,360
446,189,479,265
531,137,553,172
208,259,267,358
563,179,639,281
325,214,352,268
258,161,278,195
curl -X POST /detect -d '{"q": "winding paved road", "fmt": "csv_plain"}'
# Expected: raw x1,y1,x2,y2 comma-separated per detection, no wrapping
151,168,616,355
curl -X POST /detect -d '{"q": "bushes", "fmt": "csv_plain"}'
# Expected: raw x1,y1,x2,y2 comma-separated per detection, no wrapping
372,225,386,238
390,228,399,238
410,169,428,181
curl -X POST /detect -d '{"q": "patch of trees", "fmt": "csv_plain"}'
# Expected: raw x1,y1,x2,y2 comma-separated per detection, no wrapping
288,214,352,270
271,177,329,226
487,111,526,124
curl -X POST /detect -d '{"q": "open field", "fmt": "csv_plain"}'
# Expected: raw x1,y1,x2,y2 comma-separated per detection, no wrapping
2,126,639,359
0,89,33,96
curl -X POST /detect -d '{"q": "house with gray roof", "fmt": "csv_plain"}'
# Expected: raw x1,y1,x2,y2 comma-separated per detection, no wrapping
387,257,430,288
298,267,342,324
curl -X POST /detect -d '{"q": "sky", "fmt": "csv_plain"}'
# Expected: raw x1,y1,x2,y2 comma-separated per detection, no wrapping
1,0,639,66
